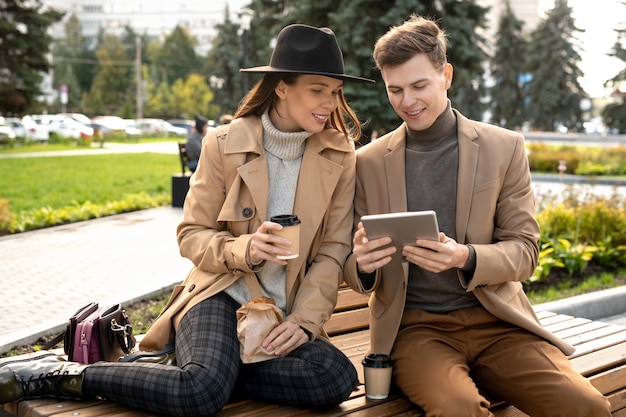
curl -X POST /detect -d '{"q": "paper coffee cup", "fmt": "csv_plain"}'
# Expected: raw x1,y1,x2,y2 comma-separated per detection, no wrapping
270,214,301,259
362,353,393,400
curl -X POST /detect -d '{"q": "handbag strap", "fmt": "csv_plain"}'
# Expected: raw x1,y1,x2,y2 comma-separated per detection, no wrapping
110,311,136,354
243,273,264,299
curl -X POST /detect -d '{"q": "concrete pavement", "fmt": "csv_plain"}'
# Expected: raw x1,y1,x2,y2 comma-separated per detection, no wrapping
0,207,191,353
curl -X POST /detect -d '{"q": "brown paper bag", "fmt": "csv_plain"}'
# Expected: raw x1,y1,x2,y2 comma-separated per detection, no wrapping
236,296,283,363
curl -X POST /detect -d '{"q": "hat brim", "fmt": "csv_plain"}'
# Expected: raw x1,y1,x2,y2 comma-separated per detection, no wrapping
240,66,375,83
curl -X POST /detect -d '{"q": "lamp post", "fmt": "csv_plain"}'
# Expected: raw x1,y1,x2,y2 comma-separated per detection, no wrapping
238,8,254,98
209,75,224,122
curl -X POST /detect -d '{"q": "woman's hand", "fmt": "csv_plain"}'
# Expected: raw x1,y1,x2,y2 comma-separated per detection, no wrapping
262,321,309,356
248,221,292,266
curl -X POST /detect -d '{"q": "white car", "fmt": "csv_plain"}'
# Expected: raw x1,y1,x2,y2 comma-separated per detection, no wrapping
6,117,49,143
0,117,16,145
38,115,94,140
132,118,187,137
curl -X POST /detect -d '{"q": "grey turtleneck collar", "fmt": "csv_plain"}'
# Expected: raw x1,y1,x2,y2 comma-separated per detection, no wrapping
405,100,456,151
262,112,311,161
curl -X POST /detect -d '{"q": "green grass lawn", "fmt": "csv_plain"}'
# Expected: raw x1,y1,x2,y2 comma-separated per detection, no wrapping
1,153,178,213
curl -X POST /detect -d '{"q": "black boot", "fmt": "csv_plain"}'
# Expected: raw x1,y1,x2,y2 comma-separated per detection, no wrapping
0,351,88,404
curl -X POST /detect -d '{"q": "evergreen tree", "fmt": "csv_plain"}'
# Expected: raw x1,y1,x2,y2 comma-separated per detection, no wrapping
602,2,626,133
489,1,528,129
526,0,586,132
52,14,92,112
0,0,64,114
205,5,247,117
87,34,133,115
157,26,201,85
438,0,489,121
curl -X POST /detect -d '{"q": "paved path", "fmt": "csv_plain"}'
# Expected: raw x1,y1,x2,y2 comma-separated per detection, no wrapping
0,207,191,353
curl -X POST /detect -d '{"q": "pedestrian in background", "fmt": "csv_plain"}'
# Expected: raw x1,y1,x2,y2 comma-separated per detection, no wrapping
185,114,208,172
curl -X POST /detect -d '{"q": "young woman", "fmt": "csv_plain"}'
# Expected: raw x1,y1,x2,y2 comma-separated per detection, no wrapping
0,24,373,416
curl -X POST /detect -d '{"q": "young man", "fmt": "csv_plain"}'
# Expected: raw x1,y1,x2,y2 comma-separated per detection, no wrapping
343,14,611,416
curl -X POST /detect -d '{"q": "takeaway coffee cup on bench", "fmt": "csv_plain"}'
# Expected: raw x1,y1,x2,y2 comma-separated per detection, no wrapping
270,214,301,259
362,353,393,399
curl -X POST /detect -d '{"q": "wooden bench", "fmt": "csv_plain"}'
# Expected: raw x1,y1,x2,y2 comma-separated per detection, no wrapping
4,286,626,417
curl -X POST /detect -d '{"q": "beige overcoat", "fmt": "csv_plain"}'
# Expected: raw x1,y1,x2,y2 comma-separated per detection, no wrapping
140,116,356,352
343,110,575,357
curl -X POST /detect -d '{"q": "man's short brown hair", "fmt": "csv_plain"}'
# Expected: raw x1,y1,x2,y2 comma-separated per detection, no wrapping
373,14,448,72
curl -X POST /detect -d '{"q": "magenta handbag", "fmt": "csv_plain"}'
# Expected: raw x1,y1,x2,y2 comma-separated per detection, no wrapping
46,302,136,364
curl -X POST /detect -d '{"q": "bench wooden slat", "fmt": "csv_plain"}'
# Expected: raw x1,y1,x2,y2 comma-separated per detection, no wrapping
568,331,626,357
608,387,626,415
334,288,369,312
324,308,370,336
543,316,592,333
590,364,626,399
571,341,626,375
552,320,613,340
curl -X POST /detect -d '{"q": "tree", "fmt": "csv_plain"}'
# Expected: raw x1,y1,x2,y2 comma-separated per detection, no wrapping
52,14,94,112
86,34,133,115
489,1,528,129
170,73,211,119
205,5,247,117
0,0,64,114
156,26,201,86
602,1,626,133
526,0,586,132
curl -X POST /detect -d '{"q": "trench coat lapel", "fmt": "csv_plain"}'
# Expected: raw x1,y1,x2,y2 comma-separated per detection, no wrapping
291,133,347,277
224,118,269,222
455,112,479,243
384,126,409,213
238,156,269,222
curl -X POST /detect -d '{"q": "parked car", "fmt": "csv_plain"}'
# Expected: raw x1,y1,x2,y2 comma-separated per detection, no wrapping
167,119,194,135
0,117,16,145
91,115,140,138
39,115,94,140
131,118,187,137
6,117,49,143
59,113,91,126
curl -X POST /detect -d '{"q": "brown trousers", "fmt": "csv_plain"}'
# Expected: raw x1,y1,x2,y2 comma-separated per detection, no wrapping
391,306,611,417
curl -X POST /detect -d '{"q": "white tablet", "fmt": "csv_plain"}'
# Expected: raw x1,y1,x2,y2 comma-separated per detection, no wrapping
360,210,440,262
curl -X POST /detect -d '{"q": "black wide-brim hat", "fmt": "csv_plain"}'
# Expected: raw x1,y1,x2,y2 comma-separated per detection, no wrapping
240,24,375,83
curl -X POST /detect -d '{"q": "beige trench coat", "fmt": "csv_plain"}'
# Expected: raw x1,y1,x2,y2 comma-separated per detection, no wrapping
140,116,356,352
343,110,575,357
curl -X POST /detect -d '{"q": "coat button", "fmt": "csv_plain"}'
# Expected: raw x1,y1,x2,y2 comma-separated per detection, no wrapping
242,207,253,218
188,284,196,292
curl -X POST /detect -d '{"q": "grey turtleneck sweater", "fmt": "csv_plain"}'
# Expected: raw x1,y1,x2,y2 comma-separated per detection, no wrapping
404,101,480,313
224,112,311,313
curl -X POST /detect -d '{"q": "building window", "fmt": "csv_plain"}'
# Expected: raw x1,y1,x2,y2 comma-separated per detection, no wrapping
82,5,104,13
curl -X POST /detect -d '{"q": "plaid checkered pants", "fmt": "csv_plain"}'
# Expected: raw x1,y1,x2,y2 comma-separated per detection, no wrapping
84,292,357,416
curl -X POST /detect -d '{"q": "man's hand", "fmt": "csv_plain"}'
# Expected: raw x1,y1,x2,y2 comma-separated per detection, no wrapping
353,222,396,273
402,232,469,273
